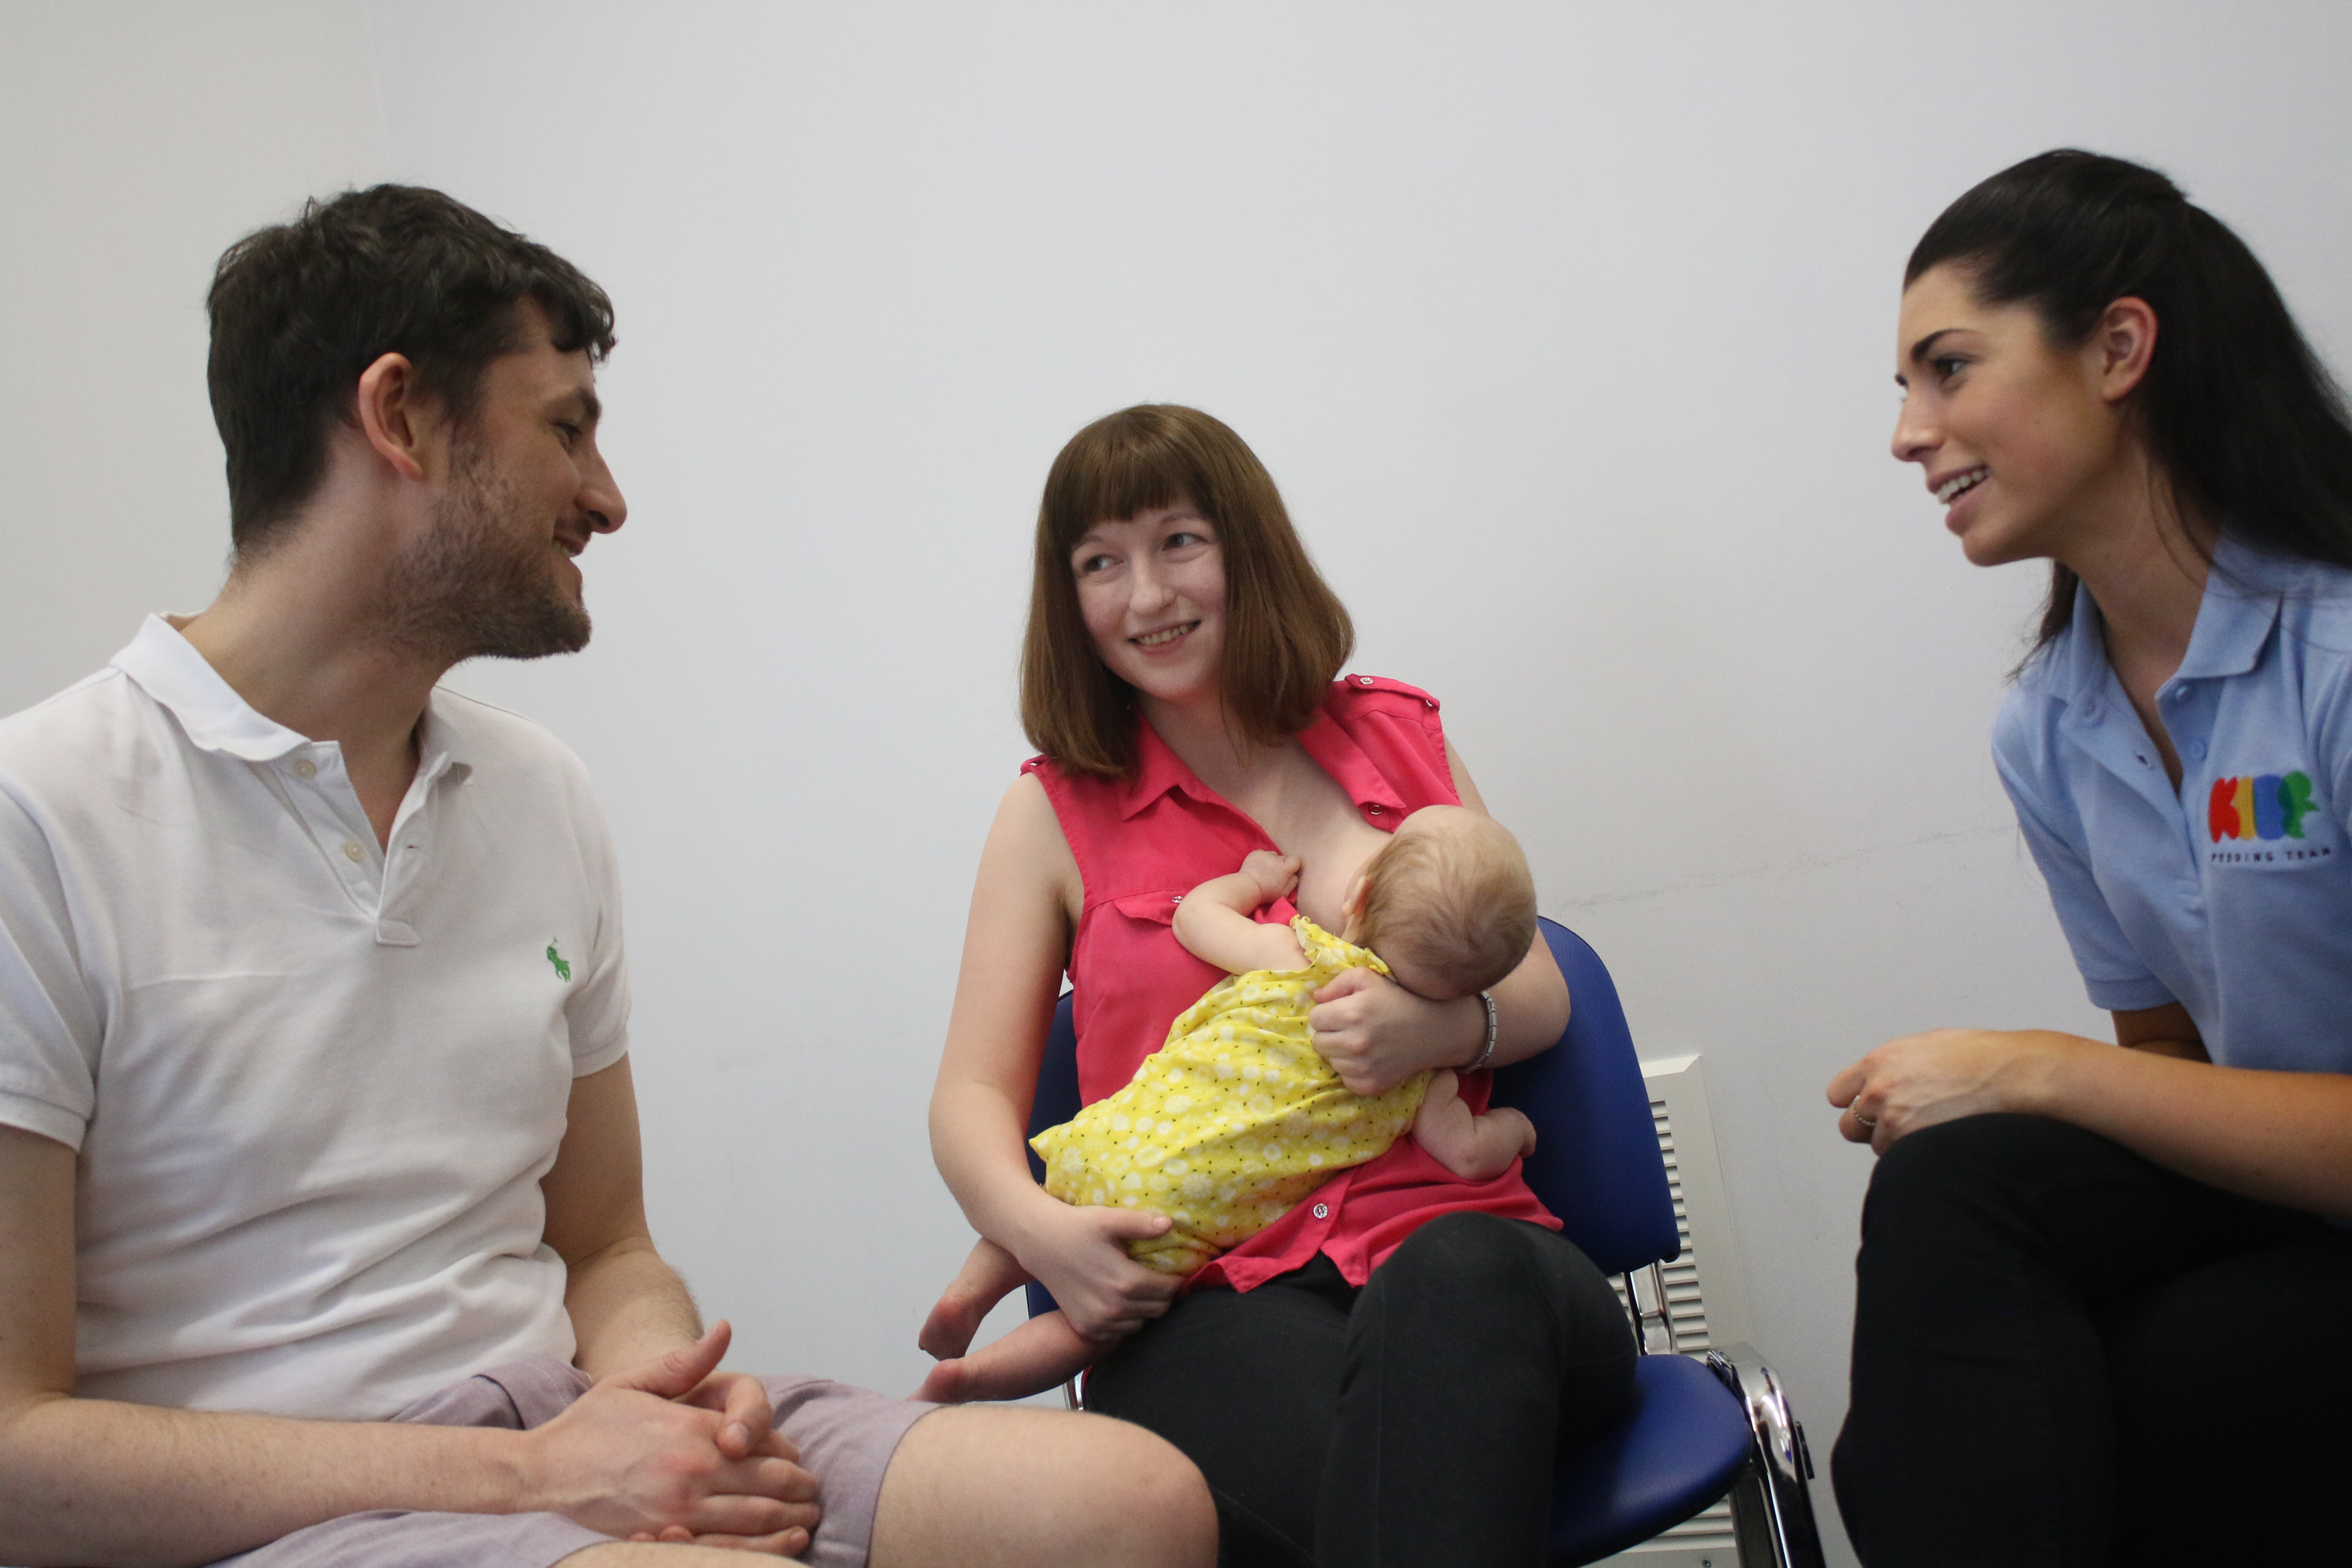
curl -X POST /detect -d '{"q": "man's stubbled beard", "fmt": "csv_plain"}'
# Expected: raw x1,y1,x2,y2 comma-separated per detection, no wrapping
379,432,592,663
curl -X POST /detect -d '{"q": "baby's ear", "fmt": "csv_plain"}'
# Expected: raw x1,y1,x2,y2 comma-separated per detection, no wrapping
1341,873,1369,920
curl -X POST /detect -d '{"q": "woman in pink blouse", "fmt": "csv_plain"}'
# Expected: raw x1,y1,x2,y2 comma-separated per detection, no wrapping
926,405,1634,1568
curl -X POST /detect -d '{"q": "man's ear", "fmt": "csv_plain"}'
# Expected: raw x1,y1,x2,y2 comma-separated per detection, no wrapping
2092,296,2159,405
353,352,437,482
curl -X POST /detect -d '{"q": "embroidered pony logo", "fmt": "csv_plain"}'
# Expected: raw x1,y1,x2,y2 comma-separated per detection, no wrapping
545,941,572,982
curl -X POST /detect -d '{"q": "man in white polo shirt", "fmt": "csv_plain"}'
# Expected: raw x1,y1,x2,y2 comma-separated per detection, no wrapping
0,187,1211,1568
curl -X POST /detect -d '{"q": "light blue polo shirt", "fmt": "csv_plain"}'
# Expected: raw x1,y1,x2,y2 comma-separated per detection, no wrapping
1994,535,2352,1074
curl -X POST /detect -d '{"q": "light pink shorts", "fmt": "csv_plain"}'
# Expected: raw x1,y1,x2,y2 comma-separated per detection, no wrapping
208,1356,938,1568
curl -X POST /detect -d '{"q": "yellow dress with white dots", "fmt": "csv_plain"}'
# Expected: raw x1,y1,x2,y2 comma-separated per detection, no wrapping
1030,917,1431,1275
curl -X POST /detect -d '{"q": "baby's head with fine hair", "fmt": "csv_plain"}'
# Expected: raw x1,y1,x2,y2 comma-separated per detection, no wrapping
1343,805,1537,1001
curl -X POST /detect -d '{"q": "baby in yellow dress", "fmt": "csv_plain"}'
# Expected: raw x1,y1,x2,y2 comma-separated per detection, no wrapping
918,804,1539,1403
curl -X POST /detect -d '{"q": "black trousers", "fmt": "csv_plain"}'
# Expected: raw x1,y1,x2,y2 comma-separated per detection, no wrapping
1086,1211,1636,1568
1833,1112,2352,1566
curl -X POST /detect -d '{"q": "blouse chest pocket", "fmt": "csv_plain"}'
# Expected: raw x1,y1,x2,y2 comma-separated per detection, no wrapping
1107,890,1187,926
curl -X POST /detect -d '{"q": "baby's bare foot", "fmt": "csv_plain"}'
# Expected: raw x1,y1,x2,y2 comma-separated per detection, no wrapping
918,1238,1028,1360
919,1302,977,1363
914,1358,979,1404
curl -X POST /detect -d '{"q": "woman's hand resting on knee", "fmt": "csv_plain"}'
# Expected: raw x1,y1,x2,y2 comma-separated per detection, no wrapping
1829,1028,2101,1154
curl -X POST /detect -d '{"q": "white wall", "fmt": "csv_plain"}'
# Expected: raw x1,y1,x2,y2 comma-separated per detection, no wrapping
0,2,387,710
9,6,2352,1563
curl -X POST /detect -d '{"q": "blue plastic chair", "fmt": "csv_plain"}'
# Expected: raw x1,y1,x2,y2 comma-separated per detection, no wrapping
1023,917,1826,1566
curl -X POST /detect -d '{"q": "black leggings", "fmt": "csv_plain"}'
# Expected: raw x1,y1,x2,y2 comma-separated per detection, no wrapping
1085,1211,1636,1568
1834,1113,2352,1566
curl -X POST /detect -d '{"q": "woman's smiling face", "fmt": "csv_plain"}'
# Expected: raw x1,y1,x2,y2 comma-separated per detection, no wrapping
1071,503,1227,710
1891,262,2147,569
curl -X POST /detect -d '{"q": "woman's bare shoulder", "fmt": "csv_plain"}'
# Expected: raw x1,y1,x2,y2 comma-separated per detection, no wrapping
989,769,1084,919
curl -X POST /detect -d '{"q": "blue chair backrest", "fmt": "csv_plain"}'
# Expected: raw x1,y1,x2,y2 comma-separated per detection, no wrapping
1493,919,1680,1277
1025,998,1084,1318
1022,915,1679,1312
1027,996,1084,1183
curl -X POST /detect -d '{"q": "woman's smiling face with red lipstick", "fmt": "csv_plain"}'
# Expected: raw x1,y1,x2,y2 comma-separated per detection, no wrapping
1070,502,1227,710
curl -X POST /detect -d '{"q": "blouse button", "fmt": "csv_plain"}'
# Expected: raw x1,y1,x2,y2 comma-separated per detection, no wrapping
1367,804,1383,814
1170,893,1183,903
1312,1202,1330,1220
291,758,318,780
1357,676,1375,686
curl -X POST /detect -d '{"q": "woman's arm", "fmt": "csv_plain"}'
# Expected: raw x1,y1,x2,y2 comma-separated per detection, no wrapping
1306,741,1571,1097
1827,1006,2352,1218
927,775,1183,1339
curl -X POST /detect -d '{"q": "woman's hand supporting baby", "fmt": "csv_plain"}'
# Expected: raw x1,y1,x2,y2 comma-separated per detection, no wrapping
1307,974,1488,1096
997,1192,1185,1342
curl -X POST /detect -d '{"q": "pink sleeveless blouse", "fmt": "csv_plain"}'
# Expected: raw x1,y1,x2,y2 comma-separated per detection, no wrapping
1024,675,1561,1292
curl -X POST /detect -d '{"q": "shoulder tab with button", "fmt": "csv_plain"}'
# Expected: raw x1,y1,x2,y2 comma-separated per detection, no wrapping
1337,674,1439,710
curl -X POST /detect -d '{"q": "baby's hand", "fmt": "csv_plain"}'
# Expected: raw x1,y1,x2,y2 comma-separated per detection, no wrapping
1238,851,1302,903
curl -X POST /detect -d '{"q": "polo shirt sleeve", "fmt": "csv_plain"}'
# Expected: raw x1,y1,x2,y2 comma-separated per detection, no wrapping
1991,714,2176,1014
561,776,631,1078
2311,650,2352,843
0,787,101,1148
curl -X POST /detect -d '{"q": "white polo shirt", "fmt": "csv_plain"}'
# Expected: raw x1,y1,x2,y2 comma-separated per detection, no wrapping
1995,535,2352,1074
0,617,631,1419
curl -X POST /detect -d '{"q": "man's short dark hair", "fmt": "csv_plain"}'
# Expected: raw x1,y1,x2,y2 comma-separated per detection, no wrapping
206,184,616,554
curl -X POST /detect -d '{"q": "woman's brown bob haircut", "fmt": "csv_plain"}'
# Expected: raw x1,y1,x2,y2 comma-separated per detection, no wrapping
1022,405,1354,778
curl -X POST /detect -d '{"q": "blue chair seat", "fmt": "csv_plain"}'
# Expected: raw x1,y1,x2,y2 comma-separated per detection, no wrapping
1548,1353,1755,1564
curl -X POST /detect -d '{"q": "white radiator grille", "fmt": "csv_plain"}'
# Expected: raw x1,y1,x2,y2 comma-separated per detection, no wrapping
1597,1066,1742,1565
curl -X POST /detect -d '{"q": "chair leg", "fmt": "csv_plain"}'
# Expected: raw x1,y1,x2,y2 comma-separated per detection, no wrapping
1704,1352,1826,1568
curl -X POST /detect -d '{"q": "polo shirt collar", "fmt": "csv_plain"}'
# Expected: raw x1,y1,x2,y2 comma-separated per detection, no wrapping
109,613,472,779
112,615,312,762
1114,703,1407,821
2176,532,2292,683
2046,532,2290,708
2045,582,2112,713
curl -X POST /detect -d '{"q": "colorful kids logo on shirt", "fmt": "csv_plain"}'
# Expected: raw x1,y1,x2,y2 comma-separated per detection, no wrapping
2207,772,2315,844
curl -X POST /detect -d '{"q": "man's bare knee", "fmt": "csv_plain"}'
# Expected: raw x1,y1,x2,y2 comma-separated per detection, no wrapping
873,1406,1214,1568
1063,1415,1217,1568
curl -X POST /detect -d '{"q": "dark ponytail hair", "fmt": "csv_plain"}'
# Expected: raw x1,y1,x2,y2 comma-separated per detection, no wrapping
1907,150,2352,652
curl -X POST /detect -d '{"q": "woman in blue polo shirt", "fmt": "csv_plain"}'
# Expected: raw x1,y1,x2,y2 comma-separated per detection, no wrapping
1825,150,2352,1565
